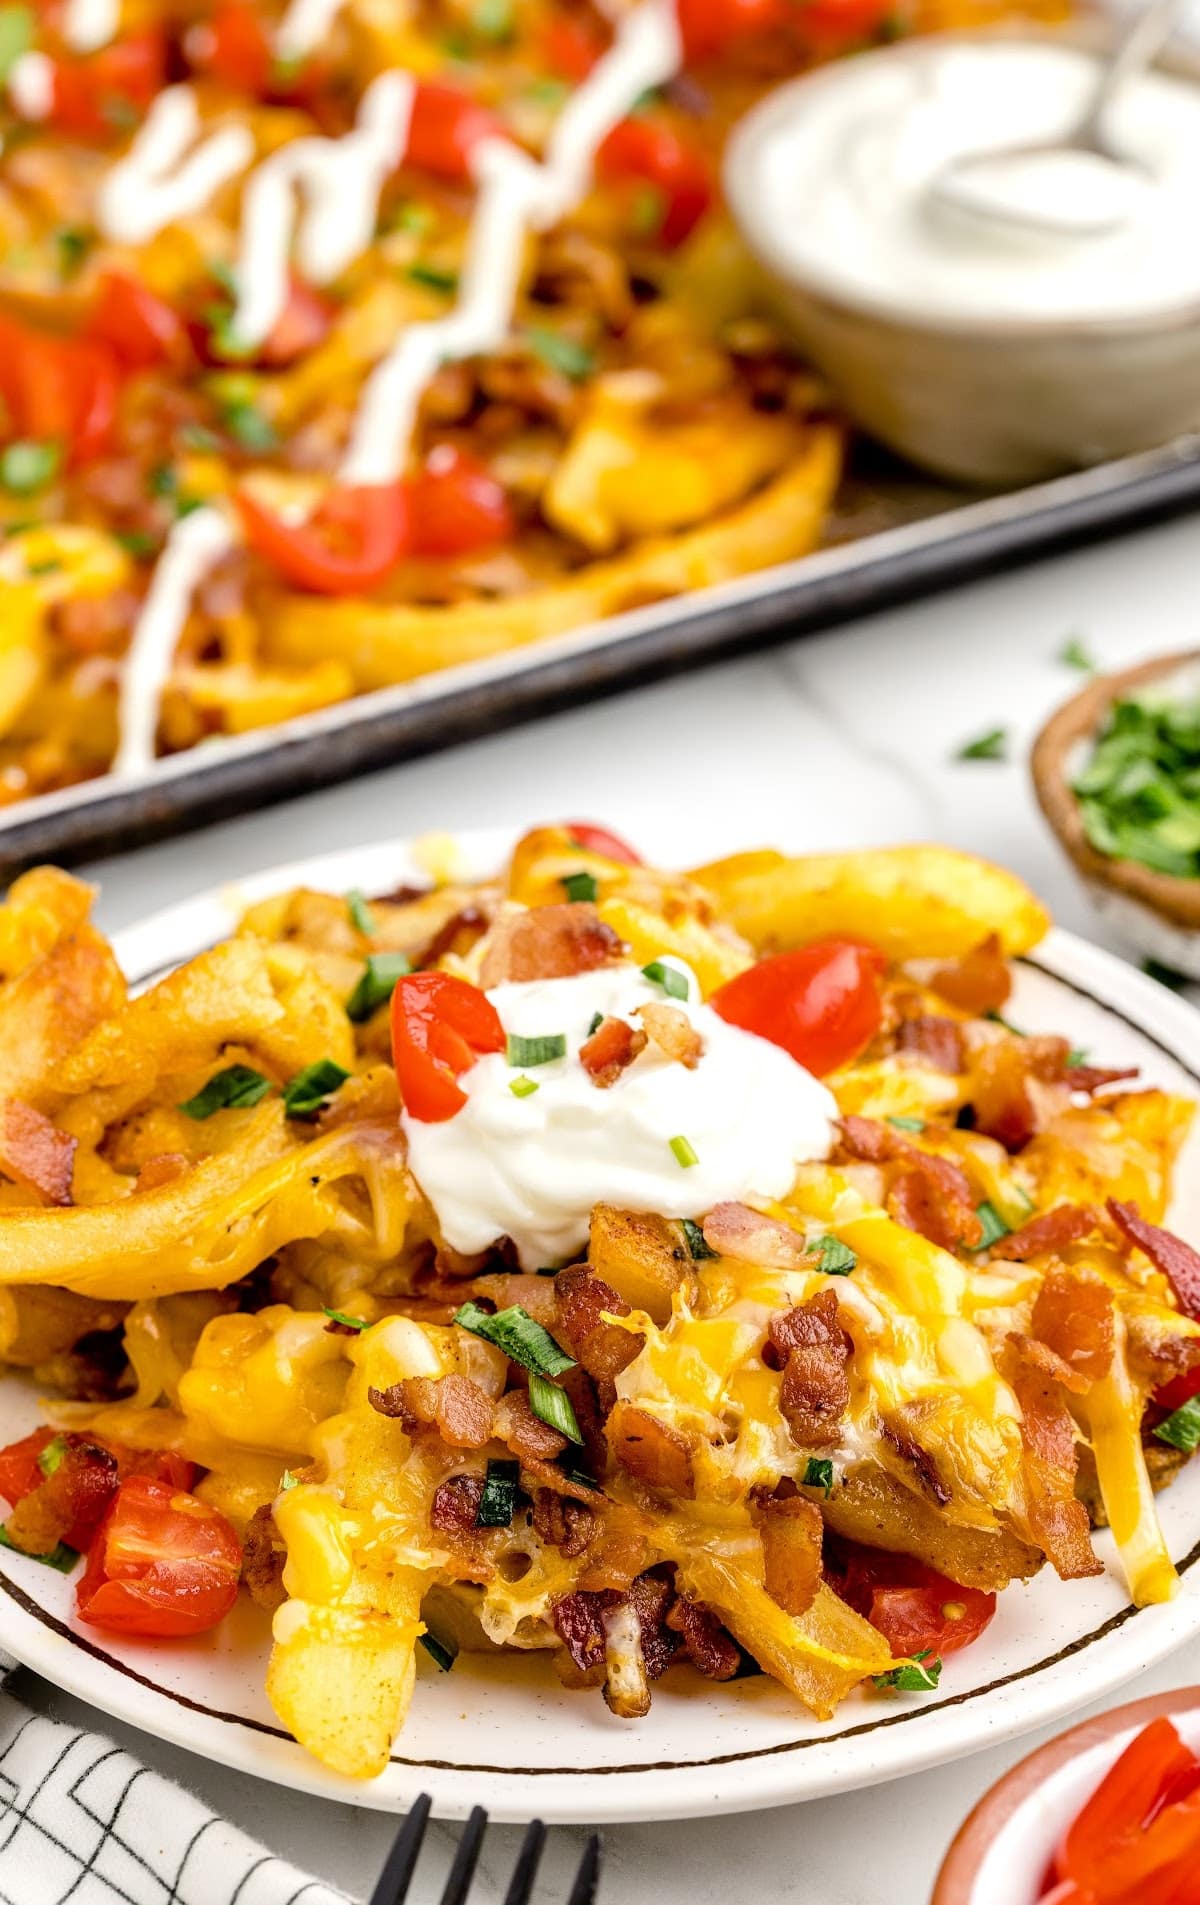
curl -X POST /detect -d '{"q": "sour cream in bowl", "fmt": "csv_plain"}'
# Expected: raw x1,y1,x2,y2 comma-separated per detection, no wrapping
725,32,1200,484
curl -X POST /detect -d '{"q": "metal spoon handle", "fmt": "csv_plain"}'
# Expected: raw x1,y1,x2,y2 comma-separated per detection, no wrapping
1079,0,1184,143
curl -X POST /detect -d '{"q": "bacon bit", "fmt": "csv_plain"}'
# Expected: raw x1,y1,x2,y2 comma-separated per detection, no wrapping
763,1285,850,1369
1031,1271,1115,1383
133,1152,190,1194
4,1435,118,1557
468,1272,558,1327
241,1503,287,1612
552,1589,610,1675
1002,1204,1101,1263
765,1288,852,1450
897,1014,966,1074
837,1117,981,1249
1006,1335,1102,1580
478,903,622,987
702,1201,815,1270
667,1596,740,1681
495,1389,569,1462
1007,1331,1089,1396
554,1269,641,1383
368,1374,494,1448
608,1402,695,1497
430,1473,485,1535
881,1416,951,1507
531,1489,596,1559
625,1569,678,1681
754,1494,822,1617
930,934,1012,1015
419,903,489,967
1108,1199,1200,1320
553,1570,680,1697
0,1099,77,1206
969,1042,1043,1153
1066,1065,1140,1095
580,1014,647,1088
635,1002,703,1070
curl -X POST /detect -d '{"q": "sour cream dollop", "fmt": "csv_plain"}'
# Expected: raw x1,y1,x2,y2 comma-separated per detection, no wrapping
401,959,838,1269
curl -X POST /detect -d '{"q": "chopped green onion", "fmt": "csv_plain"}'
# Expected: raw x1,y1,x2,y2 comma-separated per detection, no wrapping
453,1302,575,1377
815,1236,856,1276
475,1458,520,1528
322,1307,369,1333
346,888,375,936
37,1435,66,1478
27,558,60,576
0,1527,79,1572
0,440,60,496
669,1135,699,1169
346,952,411,1022
391,200,435,235
55,226,92,279
528,1372,583,1444
1071,693,1200,881
873,1650,943,1693
280,1469,300,1491
956,727,1008,763
523,76,568,105
509,1075,539,1099
587,1012,604,1037
680,1217,717,1261
561,870,598,903
223,402,278,453
505,1032,566,1068
986,1011,1027,1036
180,422,222,454
887,1115,925,1133
115,529,157,559
148,462,178,498
629,184,665,239
559,1463,601,1493
1066,1046,1089,1068
1155,1395,1200,1454
419,1627,458,1671
522,325,596,382
408,261,459,293
642,960,689,1002
802,1457,834,1497
1059,636,1095,673
180,1064,273,1119
283,1059,351,1121
1143,958,1189,992
974,1201,1011,1250
0,7,34,85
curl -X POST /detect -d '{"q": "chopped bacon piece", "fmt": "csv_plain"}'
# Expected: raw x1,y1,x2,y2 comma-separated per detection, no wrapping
667,1596,740,1680
1108,1199,1200,1320
1066,1065,1140,1095
580,1015,647,1088
552,1588,610,1674
881,1416,951,1507
1031,1271,1115,1383
552,1569,680,1695
837,1117,981,1249
608,1402,695,1497
4,1435,118,1557
970,1038,1070,1153
635,1002,703,1069
763,1285,850,1368
430,1473,485,1535
0,1099,76,1206
836,1113,898,1164
702,1201,815,1270
241,1503,287,1612
896,1015,966,1074
929,934,1012,1015
420,904,490,967
1002,1204,1100,1263
368,1374,494,1448
1006,1334,1102,1580
495,1389,569,1462
754,1494,822,1617
478,903,622,987
469,1271,558,1326
554,1269,640,1382
531,1489,596,1559
768,1288,852,1450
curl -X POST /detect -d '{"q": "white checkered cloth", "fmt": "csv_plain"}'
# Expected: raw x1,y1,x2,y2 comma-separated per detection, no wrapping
0,1671,350,1905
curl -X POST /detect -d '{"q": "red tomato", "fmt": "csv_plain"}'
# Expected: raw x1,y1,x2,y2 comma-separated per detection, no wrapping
711,939,885,1076
1154,1365,1200,1413
0,1429,196,1555
408,446,514,558
258,280,335,367
830,1542,995,1658
76,1476,241,1639
564,822,642,866
541,13,605,78
795,0,894,47
676,0,788,60
88,273,187,373
0,313,120,467
238,482,409,594
407,82,504,181
596,117,714,248
191,1,271,92
0,1428,56,1509
391,971,505,1122
49,30,165,141
1055,1718,1200,1904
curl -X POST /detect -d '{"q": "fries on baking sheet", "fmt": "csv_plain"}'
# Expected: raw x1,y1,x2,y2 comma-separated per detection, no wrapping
0,828,1195,1779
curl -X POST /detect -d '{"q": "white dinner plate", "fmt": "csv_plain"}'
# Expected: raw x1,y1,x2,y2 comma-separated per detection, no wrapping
3,828,1200,1824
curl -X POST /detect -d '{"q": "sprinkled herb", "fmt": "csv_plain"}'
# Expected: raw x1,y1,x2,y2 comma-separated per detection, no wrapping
629,184,665,239
523,325,596,382
283,1058,351,1121
346,888,375,936
180,1064,273,1118
1143,958,1189,991
322,1307,369,1333
223,402,278,454
528,1372,583,1443
803,1457,834,1497
1155,1395,1200,1454
408,261,459,294
815,1236,857,1276
346,951,411,1022
956,727,1008,763
0,7,33,85
55,225,92,279
1059,636,1095,673
419,1627,458,1671
149,463,178,499
115,529,157,559
642,960,689,1002
280,1469,300,1491
181,423,222,453
1066,1046,1089,1068
0,440,60,495
475,1458,520,1528
873,1651,943,1693
506,1032,566,1067
391,200,435,235
562,870,598,903
453,1302,575,1377
680,1217,716,1261
986,1010,1027,1036
669,1135,699,1169
974,1200,1011,1250
587,1012,604,1037
37,1436,66,1477
27,558,60,575
887,1115,925,1133
0,1527,78,1571
509,1075,539,1099
1072,693,1200,879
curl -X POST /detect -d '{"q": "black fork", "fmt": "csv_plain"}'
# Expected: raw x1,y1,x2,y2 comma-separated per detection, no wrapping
368,1793,602,1905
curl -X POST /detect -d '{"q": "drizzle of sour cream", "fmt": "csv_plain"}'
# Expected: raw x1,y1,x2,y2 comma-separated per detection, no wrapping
97,85,256,247
7,52,54,122
401,960,838,1270
112,507,235,778
274,0,347,65
61,0,118,55
230,69,414,351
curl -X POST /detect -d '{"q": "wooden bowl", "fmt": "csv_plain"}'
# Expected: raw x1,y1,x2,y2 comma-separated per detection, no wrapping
1031,649,1200,977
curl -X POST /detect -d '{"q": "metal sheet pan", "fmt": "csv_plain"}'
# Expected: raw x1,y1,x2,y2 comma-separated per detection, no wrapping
5,428,1200,880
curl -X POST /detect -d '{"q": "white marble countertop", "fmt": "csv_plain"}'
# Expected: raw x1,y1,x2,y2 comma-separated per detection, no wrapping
21,505,1200,1903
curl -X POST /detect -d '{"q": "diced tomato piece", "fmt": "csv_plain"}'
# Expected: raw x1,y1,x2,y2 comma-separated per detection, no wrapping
0,1428,197,1556
391,971,505,1122
0,1428,56,1510
711,939,885,1077
541,13,606,78
794,0,894,48
88,273,187,373
1155,1366,1200,1413
564,823,642,866
408,446,514,558
48,30,165,141
406,81,504,181
675,0,789,60
258,279,335,367
76,1475,241,1639
238,482,409,594
0,311,120,468
192,0,271,92
596,117,714,247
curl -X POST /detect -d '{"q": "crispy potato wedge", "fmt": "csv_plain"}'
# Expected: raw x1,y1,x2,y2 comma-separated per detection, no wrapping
588,1206,695,1327
822,1463,1043,1592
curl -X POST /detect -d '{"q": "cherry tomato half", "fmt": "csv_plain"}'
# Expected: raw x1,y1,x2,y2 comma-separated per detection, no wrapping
563,822,642,866
238,482,409,594
408,446,514,558
48,30,165,141
76,1475,241,1639
597,117,713,248
406,81,504,181
391,971,505,1122
0,312,120,467
710,939,885,1076
675,0,789,60
0,1428,195,1555
794,0,895,49
88,273,187,373
829,1541,995,1658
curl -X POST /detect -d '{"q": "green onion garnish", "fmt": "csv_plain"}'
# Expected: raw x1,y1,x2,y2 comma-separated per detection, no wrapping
873,1650,943,1693
522,325,596,382
669,1135,699,1169
322,1308,369,1333
419,1627,458,1672
802,1457,834,1497
453,1302,575,1377
37,1436,66,1478
1071,692,1200,880
280,1469,300,1491
887,1115,925,1133
1059,636,1095,673
562,870,598,903
471,0,513,39
505,1033,566,1068
1155,1395,1200,1454
408,261,459,293
509,1076,539,1099
1066,1046,1089,1068
642,961,689,1002
0,1527,79,1572
528,1372,583,1444
680,1217,717,1261
180,1064,273,1119
974,1201,1011,1250
475,1458,520,1528
223,402,278,454
587,1012,604,1037
815,1236,856,1276
0,440,60,496
346,888,375,936
347,952,411,1022
1143,958,1189,991
55,226,91,279
283,1059,351,1121
955,727,1008,763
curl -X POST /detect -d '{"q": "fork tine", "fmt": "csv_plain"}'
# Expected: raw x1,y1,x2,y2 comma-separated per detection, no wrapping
566,1833,603,1905
368,1793,432,1905
501,1818,547,1905
439,1803,488,1905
